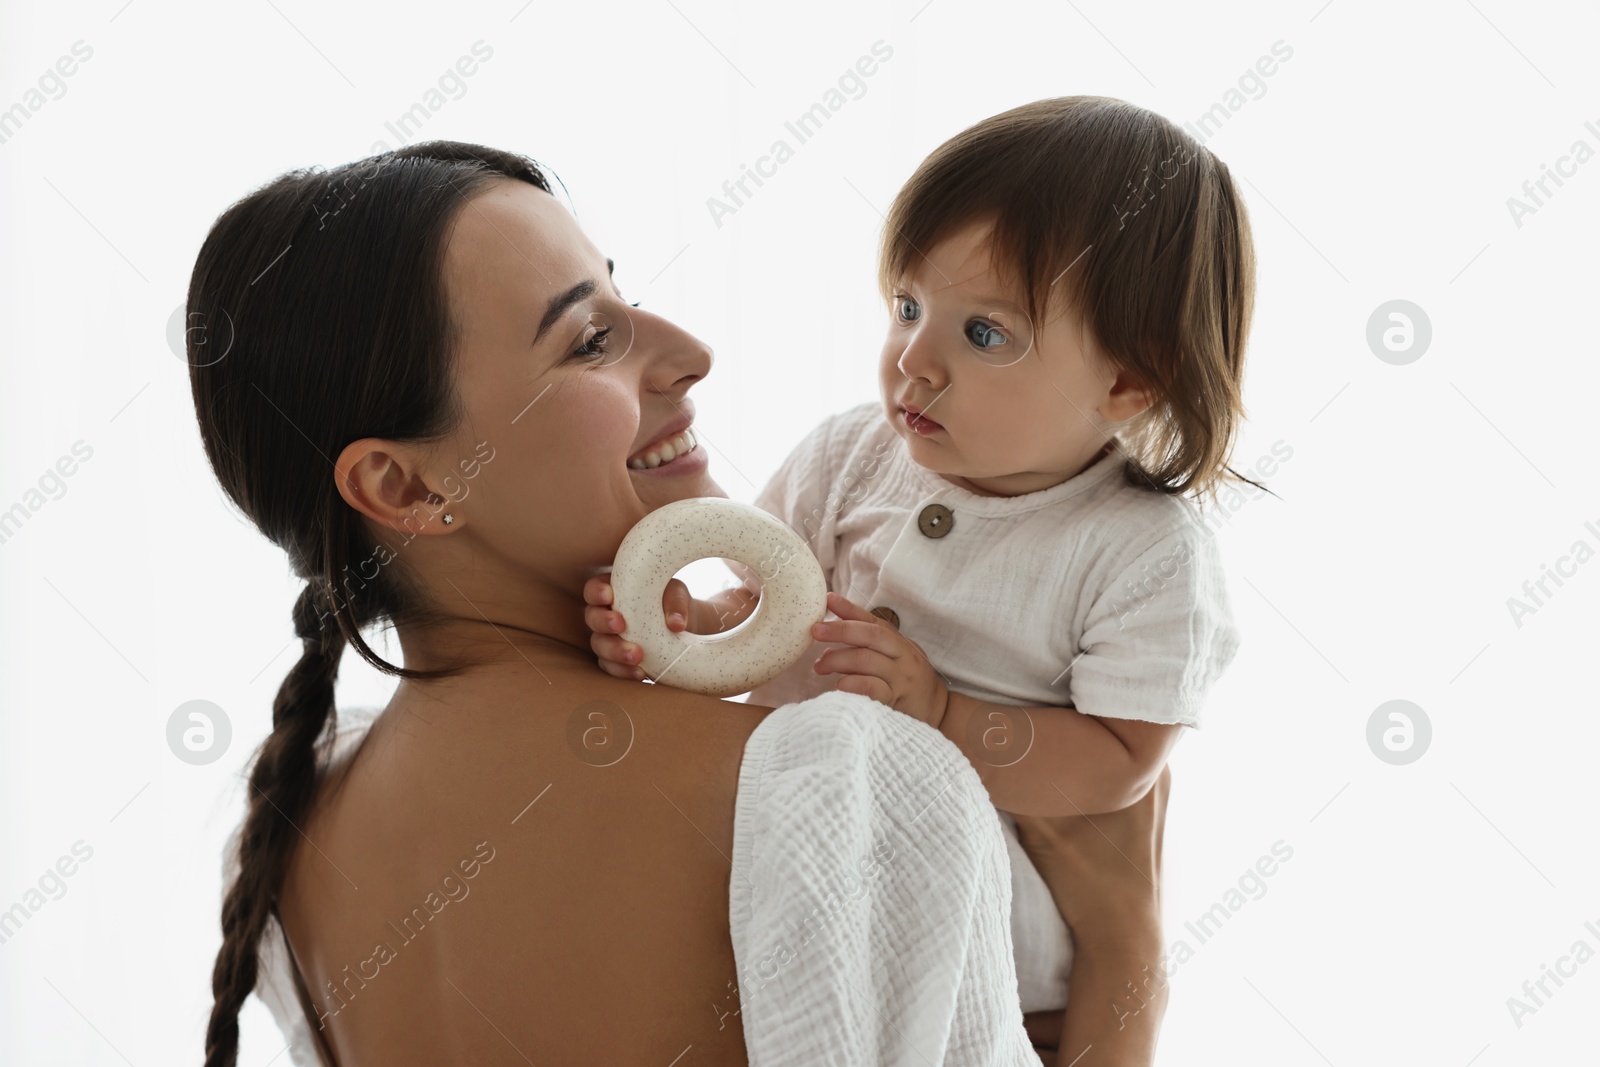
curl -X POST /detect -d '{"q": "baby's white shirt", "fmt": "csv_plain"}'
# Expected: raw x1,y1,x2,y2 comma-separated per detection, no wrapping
743,400,1243,1011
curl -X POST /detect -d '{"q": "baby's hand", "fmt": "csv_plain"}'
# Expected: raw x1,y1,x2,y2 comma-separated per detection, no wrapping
582,572,694,681
811,591,951,728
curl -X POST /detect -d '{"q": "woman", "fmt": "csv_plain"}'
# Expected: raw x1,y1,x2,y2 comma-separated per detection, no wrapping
193,141,1170,1066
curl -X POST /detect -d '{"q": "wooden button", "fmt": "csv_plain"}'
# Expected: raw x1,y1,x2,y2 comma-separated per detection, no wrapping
917,503,954,539
870,606,900,630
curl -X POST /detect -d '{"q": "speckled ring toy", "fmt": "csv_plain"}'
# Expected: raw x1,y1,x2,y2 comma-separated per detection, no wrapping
610,496,828,698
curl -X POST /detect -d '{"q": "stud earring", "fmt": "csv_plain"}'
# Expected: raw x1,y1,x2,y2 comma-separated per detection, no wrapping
442,513,455,525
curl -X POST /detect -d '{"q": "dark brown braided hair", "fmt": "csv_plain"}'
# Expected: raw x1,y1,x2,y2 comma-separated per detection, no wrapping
186,141,551,1066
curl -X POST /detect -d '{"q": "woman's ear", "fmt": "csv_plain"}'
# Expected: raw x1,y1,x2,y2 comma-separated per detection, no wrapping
334,438,458,537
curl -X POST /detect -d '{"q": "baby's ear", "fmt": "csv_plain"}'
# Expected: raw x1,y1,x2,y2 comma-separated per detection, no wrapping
1103,368,1157,423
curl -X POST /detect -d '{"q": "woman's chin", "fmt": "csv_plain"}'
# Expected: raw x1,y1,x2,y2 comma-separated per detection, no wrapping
626,449,724,504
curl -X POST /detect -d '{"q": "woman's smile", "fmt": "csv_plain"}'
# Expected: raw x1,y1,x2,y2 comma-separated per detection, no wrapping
626,426,706,474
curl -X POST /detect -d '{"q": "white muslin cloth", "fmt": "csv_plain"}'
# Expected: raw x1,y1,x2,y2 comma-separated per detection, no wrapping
729,690,1036,1066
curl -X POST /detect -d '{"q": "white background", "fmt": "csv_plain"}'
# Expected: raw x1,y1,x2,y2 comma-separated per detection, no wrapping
2,0,1597,1063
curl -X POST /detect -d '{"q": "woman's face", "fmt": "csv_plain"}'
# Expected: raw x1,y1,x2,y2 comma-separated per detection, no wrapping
431,178,720,586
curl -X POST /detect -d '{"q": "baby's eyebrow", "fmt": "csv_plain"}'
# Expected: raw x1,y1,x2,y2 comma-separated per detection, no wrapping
923,278,1026,309
961,289,1021,305
920,263,1010,298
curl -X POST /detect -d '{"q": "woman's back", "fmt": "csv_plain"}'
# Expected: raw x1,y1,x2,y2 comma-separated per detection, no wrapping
278,654,772,1065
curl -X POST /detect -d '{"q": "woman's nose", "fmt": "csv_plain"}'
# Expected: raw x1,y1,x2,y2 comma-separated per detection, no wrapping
634,306,712,393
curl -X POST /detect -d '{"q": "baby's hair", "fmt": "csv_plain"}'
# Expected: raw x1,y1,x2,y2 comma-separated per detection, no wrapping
880,96,1271,505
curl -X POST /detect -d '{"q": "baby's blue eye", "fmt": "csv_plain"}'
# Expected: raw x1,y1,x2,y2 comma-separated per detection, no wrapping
966,321,1006,349
896,296,921,322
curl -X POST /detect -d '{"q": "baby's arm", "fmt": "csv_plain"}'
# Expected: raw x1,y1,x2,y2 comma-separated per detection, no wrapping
806,589,1175,815
938,695,1179,817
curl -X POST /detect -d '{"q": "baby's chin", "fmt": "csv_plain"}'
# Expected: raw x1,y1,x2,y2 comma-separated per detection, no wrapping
898,433,971,478
898,439,1040,495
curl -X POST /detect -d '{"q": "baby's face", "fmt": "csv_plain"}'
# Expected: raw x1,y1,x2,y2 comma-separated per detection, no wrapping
877,216,1149,497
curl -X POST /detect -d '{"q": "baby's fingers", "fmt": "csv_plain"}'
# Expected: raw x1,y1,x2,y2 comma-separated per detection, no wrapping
588,631,647,679
582,573,615,607
662,577,692,631
811,617,901,658
583,602,629,638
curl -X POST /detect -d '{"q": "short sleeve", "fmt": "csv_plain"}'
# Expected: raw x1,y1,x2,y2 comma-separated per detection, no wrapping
1068,527,1242,727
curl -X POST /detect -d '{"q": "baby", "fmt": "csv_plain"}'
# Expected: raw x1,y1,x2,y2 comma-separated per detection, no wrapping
585,95,1261,1060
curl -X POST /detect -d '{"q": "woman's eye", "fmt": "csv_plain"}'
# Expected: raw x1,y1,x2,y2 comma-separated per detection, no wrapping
966,320,1007,349
895,296,921,323
572,327,612,362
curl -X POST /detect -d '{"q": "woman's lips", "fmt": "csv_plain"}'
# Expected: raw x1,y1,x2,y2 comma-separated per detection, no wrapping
627,435,708,476
901,407,944,435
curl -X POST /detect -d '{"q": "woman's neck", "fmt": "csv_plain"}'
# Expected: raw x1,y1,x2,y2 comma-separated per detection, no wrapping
394,608,596,678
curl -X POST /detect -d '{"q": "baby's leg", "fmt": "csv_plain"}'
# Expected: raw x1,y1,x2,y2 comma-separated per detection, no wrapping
1009,765,1171,1067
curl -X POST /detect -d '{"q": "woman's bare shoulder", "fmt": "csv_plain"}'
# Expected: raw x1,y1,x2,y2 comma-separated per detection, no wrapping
277,669,772,1062
322,668,775,862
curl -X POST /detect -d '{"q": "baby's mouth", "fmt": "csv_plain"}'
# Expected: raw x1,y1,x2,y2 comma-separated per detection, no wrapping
627,427,699,469
901,406,945,435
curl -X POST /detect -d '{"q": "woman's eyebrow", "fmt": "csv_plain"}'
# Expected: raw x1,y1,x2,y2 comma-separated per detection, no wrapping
531,259,618,346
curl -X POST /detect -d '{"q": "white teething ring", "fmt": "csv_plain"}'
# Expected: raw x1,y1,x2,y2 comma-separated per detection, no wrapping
610,496,827,698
